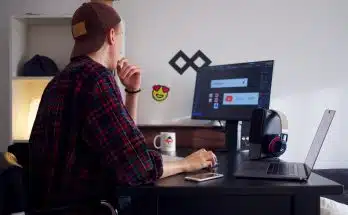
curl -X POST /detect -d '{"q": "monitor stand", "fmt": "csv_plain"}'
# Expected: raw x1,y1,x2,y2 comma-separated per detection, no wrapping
225,120,240,154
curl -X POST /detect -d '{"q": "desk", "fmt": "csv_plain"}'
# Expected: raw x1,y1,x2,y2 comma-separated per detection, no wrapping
116,149,344,215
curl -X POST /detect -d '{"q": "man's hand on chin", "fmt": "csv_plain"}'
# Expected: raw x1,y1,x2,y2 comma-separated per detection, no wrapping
117,58,141,93
116,58,142,121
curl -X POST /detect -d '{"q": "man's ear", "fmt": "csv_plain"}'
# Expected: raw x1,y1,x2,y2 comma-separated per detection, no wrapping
106,28,116,45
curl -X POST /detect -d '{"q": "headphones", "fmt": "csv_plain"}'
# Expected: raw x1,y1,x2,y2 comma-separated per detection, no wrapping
262,133,288,157
249,108,289,159
263,110,288,158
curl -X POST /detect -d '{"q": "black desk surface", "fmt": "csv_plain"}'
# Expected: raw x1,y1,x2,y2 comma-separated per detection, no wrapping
117,149,344,197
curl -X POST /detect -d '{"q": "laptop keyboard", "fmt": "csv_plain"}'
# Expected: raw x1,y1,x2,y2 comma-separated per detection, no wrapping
267,163,296,175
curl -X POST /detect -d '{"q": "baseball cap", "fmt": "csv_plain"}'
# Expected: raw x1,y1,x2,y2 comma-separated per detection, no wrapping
70,2,121,59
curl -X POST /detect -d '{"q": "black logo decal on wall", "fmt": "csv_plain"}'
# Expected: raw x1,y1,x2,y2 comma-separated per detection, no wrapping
169,50,212,75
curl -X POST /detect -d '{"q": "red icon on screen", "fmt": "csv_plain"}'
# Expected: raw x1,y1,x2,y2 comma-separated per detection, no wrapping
225,95,233,102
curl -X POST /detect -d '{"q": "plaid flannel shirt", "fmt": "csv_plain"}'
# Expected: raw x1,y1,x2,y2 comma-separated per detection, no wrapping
29,56,163,208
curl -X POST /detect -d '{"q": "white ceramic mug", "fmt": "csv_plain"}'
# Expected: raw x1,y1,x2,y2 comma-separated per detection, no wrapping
153,132,176,152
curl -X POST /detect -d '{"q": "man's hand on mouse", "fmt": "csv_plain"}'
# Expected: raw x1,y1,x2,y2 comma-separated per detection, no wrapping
181,149,218,172
117,58,141,92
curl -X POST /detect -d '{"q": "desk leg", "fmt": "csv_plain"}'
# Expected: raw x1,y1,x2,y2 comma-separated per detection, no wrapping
293,194,320,215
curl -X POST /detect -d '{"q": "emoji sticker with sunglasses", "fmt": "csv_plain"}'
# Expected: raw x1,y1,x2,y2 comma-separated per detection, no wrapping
152,85,170,102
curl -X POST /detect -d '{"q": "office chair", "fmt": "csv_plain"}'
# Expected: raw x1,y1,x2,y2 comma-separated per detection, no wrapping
0,151,119,215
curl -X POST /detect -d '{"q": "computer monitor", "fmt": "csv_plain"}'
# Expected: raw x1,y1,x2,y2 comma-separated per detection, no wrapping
191,60,274,152
191,60,274,121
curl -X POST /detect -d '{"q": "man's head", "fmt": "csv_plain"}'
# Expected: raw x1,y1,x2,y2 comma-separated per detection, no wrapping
71,2,123,70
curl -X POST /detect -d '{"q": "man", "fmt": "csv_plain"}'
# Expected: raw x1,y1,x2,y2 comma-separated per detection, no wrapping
29,1,217,213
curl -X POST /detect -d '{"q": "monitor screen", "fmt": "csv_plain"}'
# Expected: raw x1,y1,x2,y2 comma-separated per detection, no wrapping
191,60,274,121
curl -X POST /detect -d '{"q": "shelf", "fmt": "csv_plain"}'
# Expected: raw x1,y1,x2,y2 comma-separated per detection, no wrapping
10,13,126,142
10,15,73,77
13,76,53,80
13,14,72,25
12,140,29,143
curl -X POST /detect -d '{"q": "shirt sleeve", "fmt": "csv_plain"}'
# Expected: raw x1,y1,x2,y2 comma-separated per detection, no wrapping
82,69,163,186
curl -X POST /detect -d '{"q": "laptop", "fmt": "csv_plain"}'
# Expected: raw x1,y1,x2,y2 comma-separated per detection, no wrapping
234,109,336,181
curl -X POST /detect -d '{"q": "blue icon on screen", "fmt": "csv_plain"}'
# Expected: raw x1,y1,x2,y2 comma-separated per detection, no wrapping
213,103,219,109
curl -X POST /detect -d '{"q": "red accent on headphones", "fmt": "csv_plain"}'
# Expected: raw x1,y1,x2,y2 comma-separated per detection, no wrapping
268,136,281,153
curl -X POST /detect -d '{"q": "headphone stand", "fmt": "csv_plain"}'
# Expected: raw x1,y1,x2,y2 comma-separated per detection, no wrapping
225,120,240,155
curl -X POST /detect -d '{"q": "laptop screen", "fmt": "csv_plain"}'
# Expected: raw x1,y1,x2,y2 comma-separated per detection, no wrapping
304,110,335,175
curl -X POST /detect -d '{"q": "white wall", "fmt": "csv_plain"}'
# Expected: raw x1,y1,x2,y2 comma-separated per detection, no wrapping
1,0,347,169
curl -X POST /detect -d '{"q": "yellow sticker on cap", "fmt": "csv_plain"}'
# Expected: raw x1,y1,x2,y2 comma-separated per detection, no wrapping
72,21,87,38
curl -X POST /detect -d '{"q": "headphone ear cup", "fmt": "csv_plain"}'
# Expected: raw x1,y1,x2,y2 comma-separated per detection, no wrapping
261,135,277,155
268,136,281,154
279,139,287,155
261,135,286,157
271,138,287,157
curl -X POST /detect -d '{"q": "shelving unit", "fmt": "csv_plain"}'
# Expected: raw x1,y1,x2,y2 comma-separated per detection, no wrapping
10,14,73,142
10,13,126,142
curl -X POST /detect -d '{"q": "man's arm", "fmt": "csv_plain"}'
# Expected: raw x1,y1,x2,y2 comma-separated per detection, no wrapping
124,92,138,122
81,69,217,184
82,70,163,186
160,161,186,179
